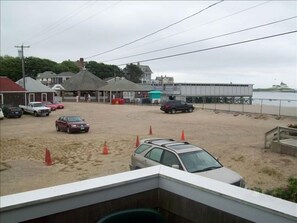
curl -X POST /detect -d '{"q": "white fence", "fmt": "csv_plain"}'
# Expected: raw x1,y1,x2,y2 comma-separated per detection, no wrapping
194,98,297,117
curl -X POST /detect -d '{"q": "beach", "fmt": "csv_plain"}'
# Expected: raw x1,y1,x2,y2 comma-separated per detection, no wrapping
0,102,297,196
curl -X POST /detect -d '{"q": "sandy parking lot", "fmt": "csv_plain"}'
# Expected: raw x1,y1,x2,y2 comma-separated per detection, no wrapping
0,102,296,196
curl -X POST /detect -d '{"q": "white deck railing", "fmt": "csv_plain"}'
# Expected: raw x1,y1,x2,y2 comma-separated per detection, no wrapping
1,166,296,223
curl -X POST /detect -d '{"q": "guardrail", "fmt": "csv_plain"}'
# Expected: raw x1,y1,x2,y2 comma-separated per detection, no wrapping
265,127,297,149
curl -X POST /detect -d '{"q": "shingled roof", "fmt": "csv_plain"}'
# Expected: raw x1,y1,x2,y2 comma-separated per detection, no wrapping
36,71,56,79
0,76,26,92
62,70,107,91
16,77,54,92
56,72,75,77
99,77,148,91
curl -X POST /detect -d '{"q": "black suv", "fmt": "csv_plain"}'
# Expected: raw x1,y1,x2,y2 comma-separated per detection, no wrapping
160,100,194,114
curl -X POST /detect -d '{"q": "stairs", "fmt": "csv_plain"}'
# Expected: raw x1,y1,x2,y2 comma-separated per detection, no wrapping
265,127,297,157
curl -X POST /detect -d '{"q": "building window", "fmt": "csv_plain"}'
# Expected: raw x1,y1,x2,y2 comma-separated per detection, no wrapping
42,93,47,101
0,94,3,105
29,93,35,102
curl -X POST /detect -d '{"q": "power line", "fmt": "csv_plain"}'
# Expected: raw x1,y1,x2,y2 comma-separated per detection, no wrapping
85,0,224,59
102,16,297,63
116,30,297,66
21,1,97,45
118,1,271,56
1,1,119,54
28,1,121,47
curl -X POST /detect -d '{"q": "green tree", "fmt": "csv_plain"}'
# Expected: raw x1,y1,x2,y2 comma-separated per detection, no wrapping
53,60,79,74
85,61,123,79
123,64,143,83
0,56,125,81
24,57,58,78
0,56,22,81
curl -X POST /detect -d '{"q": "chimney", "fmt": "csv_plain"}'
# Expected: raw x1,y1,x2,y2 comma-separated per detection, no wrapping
77,58,85,71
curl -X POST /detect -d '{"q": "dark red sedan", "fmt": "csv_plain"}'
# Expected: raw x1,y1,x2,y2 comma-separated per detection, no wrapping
55,116,90,133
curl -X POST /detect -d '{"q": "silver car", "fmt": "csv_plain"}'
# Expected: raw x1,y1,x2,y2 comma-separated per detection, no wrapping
130,138,245,187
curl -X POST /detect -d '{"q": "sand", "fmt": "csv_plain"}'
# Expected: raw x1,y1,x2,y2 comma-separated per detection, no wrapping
0,102,296,196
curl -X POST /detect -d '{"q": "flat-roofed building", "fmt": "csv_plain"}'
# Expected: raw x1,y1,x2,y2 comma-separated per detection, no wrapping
153,83,253,104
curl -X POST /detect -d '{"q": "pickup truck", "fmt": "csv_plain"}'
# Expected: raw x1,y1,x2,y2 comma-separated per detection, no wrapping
19,102,51,117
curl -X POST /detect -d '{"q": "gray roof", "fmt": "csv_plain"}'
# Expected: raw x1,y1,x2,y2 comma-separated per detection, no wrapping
62,70,107,91
56,72,75,77
36,71,56,79
139,84,154,91
99,78,151,91
16,77,55,92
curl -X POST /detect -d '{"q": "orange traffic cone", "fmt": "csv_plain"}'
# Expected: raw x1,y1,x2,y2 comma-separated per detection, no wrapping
45,148,53,166
149,125,153,135
102,141,109,155
135,136,140,147
181,130,185,141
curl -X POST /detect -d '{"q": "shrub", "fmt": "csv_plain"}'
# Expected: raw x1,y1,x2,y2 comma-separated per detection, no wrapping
252,177,297,202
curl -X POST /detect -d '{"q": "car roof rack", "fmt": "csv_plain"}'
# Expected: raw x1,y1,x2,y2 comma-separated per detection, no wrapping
145,138,175,144
161,141,190,147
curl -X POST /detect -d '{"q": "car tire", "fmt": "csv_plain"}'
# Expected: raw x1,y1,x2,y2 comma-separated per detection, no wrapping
188,108,193,113
34,112,38,117
46,113,49,116
171,109,176,114
56,125,60,132
67,127,71,134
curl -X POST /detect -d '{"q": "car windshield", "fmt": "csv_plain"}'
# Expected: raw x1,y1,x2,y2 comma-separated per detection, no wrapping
10,107,20,111
67,116,83,122
33,103,43,107
179,150,222,173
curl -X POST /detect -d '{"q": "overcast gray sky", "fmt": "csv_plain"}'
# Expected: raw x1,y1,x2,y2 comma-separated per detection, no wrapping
1,1,296,88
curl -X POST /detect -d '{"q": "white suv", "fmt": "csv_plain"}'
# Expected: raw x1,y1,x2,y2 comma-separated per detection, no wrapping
130,138,245,187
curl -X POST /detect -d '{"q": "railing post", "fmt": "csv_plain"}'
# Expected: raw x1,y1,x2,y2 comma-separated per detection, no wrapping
278,100,282,116
277,127,280,143
202,97,205,110
260,99,263,114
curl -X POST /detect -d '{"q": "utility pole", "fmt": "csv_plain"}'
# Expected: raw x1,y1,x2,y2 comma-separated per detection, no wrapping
15,44,30,89
15,44,30,105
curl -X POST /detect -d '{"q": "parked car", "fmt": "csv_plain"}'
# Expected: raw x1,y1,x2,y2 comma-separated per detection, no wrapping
41,101,57,111
19,102,51,117
55,116,90,133
160,100,194,114
52,101,64,109
0,108,4,120
130,138,245,187
1,104,23,118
